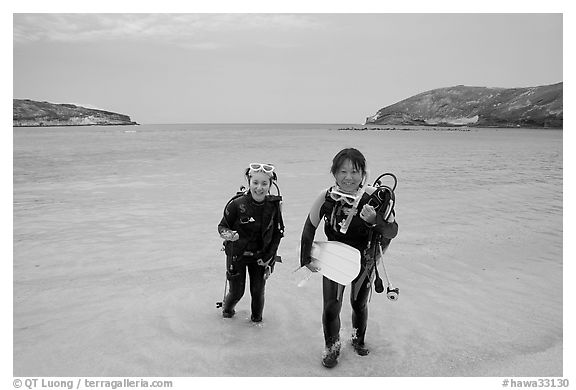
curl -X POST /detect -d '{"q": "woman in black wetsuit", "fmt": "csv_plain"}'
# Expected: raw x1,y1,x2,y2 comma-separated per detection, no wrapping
300,148,398,368
218,163,284,323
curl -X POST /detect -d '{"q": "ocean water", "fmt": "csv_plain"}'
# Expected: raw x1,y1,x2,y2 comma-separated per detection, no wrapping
13,124,563,376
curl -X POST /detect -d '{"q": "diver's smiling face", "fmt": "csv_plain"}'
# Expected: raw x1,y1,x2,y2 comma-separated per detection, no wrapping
334,159,364,193
249,171,271,202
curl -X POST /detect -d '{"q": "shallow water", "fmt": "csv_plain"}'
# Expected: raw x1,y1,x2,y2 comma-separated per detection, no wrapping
13,124,563,376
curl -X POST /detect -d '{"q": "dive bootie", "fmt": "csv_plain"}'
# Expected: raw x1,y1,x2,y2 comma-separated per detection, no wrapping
351,339,370,356
322,341,341,368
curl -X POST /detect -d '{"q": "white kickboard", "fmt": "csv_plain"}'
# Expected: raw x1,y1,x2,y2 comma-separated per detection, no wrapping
310,241,361,285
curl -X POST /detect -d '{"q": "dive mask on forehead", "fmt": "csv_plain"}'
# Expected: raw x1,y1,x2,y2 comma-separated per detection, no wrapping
249,163,275,175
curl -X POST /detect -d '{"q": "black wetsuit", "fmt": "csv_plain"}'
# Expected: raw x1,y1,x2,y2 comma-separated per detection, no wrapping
218,192,283,320
300,186,398,348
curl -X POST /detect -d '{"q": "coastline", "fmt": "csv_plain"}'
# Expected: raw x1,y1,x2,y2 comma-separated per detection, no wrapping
13,122,139,128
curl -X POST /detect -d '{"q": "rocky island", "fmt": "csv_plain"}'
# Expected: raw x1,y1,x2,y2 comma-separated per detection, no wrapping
13,99,138,127
364,82,562,129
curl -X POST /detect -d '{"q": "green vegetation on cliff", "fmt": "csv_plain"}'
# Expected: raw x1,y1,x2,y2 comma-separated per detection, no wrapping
365,83,562,128
13,99,138,127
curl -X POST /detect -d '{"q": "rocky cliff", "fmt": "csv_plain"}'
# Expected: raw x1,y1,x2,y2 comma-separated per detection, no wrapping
365,83,562,128
13,99,138,127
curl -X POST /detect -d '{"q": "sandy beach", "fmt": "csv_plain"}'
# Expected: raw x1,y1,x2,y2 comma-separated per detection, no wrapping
12,124,564,378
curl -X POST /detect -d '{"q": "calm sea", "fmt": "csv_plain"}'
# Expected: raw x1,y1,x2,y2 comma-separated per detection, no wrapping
14,122,562,266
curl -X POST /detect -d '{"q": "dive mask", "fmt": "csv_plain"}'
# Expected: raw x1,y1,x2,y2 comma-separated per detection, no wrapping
329,186,361,206
249,163,275,175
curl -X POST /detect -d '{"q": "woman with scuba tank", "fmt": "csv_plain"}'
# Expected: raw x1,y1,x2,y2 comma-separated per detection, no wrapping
300,148,398,368
217,163,284,323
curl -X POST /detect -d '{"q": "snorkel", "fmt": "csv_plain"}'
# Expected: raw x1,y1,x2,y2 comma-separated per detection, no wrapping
338,183,366,234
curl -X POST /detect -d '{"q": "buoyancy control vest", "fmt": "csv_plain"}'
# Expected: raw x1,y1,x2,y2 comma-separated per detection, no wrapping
219,186,285,263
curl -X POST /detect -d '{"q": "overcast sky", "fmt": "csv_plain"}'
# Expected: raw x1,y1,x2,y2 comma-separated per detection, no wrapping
13,13,563,124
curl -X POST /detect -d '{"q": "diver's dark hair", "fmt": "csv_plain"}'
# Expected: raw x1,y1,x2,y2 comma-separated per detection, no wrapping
330,148,366,175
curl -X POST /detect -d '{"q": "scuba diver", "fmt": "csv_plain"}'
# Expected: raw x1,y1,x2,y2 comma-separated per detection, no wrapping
299,148,399,368
217,163,284,323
